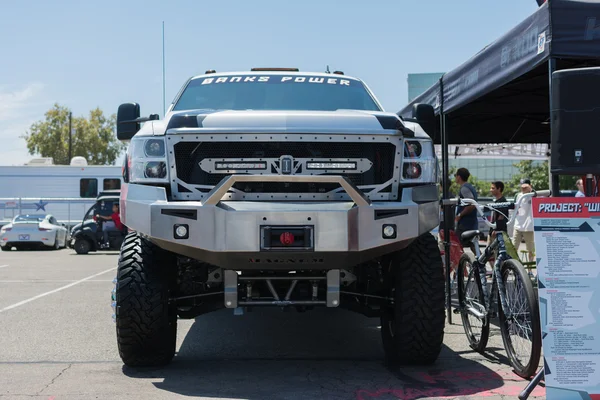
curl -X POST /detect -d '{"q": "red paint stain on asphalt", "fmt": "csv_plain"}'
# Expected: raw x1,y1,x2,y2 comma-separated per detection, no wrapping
356,385,546,400
416,370,534,383
356,371,546,399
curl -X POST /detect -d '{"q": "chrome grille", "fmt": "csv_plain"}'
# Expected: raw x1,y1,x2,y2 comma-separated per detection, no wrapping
174,141,395,187
167,134,402,201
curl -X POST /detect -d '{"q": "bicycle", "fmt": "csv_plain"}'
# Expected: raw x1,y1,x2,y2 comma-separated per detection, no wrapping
448,190,549,379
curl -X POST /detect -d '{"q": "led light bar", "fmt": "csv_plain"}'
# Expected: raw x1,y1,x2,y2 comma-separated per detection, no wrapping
214,162,267,170
306,162,357,170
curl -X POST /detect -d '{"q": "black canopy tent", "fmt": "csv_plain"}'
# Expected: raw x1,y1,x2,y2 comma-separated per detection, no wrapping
398,0,600,146
396,0,600,324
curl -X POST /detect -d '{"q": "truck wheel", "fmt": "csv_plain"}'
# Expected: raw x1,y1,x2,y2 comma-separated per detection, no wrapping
380,233,445,365
115,232,177,367
73,238,91,255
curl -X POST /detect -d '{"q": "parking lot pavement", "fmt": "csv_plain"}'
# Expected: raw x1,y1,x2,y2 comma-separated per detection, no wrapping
0,249,546,399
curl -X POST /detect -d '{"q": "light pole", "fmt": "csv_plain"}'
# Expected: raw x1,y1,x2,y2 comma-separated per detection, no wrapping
68,111,72,163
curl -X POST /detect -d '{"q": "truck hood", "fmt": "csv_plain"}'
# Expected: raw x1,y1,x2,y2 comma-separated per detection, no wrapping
144,109,412,136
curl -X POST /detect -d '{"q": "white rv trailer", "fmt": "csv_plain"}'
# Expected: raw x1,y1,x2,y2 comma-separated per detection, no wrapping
0,157,122,228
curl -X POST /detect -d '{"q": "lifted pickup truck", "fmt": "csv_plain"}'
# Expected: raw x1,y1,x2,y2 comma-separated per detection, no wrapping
112,68,444,367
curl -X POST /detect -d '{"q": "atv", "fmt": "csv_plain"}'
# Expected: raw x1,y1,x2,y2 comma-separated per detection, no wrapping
69,191,127,254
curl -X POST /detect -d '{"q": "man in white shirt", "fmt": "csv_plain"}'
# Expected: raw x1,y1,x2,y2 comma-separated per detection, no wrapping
512,178,535,260
575,179,585,197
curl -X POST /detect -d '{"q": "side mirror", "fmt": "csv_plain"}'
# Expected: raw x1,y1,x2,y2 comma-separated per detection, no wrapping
117,103,141,141
412,103,436,139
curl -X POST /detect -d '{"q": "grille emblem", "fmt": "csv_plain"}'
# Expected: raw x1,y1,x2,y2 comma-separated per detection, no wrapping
281,156,293,175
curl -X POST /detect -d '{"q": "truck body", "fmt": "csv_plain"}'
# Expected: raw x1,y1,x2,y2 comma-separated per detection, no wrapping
111,69,445,368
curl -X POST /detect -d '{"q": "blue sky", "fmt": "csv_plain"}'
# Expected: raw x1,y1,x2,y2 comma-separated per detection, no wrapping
0,0,539,166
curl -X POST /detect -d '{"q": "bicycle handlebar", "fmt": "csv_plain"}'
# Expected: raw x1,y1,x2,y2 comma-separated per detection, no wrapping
443,190,551,230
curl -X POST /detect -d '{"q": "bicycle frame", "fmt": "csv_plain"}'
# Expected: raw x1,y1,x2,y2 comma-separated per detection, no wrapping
450,189,549,319
470,231,513,319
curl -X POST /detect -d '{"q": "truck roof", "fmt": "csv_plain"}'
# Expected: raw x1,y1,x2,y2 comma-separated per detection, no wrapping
189,70,362,82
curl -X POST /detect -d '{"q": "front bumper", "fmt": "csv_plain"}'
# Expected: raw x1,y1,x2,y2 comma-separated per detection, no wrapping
1,230,56,247
121,176,439,269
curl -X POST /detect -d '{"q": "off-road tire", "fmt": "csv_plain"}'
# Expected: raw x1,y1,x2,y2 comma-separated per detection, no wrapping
73,238,91,255
115,232,177,367
381,233,445,365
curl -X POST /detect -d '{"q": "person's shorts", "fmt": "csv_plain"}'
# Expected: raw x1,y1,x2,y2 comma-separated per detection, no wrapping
512,230,535,254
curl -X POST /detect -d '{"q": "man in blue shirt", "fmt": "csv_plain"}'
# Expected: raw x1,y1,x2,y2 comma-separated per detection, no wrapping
454,167,479,251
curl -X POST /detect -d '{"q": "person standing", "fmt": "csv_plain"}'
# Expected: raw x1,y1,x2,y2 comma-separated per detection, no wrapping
575,179,585,197
488,181,509,238
487,181,509,268
513,178,535,261
454,168,479,250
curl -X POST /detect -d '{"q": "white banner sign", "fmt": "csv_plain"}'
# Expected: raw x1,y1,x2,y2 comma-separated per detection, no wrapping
533,197,600,400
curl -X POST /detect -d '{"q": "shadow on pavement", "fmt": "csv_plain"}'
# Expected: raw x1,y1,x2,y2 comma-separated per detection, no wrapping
68,252,119,256
121,307,515,399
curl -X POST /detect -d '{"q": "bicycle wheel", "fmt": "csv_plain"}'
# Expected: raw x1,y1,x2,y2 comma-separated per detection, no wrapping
457,253,489,352
498,258,542,378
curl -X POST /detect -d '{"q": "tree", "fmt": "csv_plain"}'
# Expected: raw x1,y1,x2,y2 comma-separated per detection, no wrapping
509,160,549,192
509,160,577,198
443,159,579,201
22,103,126,165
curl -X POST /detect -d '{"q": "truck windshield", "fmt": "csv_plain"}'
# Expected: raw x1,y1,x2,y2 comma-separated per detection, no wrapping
172,75,382,112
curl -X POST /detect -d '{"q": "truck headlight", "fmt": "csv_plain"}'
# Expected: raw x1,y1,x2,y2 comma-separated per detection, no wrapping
144,139,165,157
403,162,422,179
128,137,169,183
400,139,437,184
404,141,422,158
145,161,167,179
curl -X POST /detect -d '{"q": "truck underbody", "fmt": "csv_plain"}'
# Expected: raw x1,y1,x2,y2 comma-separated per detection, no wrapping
172,257,390,318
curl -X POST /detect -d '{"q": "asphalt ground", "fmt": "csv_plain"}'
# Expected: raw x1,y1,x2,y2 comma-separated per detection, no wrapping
0,247,546,400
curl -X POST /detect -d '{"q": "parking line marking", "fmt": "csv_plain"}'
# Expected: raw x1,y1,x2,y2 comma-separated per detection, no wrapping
0,279,113,283
0,267,117,313
0,265,8,269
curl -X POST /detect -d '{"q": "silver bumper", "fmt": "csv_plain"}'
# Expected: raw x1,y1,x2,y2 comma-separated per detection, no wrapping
121,175,439,269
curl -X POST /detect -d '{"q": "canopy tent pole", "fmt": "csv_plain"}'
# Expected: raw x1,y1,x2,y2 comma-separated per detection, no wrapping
548,57,560,196
439,77,453,325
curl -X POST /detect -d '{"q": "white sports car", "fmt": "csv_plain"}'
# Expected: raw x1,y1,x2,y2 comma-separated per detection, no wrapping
0,214,69,251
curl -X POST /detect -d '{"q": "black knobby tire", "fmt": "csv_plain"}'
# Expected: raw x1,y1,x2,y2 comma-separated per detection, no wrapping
74,238,91,255
115,232,177,367
457,253,490,352
381,233,446,365
498,258,542,379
